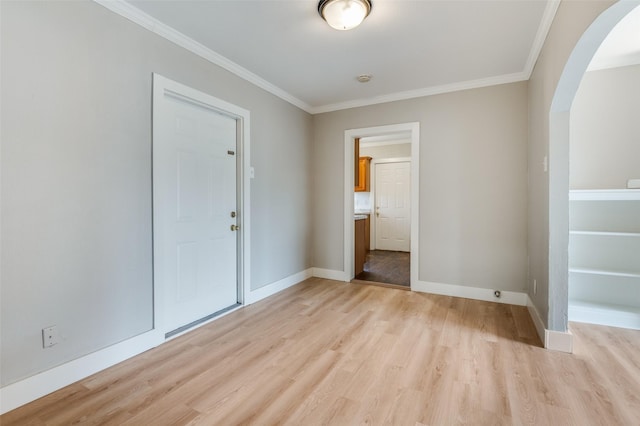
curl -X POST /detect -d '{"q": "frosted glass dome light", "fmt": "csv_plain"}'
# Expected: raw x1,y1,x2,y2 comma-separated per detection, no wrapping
318,0,372,31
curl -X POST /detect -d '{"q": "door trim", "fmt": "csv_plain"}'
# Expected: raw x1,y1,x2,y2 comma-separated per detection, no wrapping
152,73,251,337
343,123,419,288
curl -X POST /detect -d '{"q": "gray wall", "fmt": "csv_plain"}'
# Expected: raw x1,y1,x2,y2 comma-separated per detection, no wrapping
313,82,528,292
570,64,640,189
1,0,312,386
527,0,616,329
360,143,412,159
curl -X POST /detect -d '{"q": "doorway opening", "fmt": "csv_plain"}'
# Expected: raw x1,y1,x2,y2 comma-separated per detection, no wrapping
356,139,411,287
343,123,419,290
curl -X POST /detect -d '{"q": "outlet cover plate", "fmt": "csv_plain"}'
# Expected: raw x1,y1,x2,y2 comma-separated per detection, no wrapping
42,326,59,348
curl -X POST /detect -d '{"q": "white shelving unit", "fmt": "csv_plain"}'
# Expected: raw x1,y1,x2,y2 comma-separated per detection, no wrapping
568,190,640,330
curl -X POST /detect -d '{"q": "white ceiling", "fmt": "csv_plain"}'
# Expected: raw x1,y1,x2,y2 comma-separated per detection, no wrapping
589,4,640,71
109,0,559,113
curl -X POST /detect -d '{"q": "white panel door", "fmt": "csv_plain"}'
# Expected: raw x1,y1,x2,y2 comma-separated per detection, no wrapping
375,162,410,252
155,89,238,335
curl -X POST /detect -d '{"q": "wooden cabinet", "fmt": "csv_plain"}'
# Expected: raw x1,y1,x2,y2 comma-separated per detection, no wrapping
568,190,640,329
354,218,366,276
364,214,370,252
355,157,372,192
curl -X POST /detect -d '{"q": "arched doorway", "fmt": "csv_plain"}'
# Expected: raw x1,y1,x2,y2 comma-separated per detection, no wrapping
548,1,640,336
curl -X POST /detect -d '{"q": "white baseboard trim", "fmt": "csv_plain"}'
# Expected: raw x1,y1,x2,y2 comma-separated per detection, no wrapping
545,329,573,353
0,329,163,415
526,295,547,345
413,280,528,306
246,268,313,305
526,295,573,353
312,268,349,282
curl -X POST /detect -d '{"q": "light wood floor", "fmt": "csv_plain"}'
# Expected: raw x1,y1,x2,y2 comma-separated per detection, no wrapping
3,278,639,425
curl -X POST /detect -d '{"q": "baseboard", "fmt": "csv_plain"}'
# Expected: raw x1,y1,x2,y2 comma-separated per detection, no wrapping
0,329,163,415
545,329,573,353
413,280,528,306
246,268,313,305
526,295,547,345
312,268,349,282
526,295,573,353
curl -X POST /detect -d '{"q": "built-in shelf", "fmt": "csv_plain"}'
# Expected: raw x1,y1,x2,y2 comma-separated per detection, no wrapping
570,268,640,279
569,189,640,330
569,189,640,201
569,300,640,330
570,230,640,237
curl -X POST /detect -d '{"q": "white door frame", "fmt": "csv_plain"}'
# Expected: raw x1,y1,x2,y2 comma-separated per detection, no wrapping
370,157,411,251
344,123,419,289
152,74,251,337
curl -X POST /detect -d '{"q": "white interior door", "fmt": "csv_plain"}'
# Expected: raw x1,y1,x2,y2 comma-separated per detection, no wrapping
375,161,410,252
154,83,239,336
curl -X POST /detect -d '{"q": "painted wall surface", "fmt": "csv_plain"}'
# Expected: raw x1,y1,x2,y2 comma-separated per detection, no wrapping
360,143,411,159
570,64,640,189
527,0,616,329
314,82,528,292
1,0,312,386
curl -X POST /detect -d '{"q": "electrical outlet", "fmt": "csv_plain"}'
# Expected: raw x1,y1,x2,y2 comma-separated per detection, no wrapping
42,325,59,348
533,279,537,295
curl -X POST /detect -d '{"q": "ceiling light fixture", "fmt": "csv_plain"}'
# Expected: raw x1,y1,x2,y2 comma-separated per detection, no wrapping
318,0,372,31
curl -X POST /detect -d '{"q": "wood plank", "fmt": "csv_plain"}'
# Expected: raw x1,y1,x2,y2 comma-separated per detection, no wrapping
2,279,640,425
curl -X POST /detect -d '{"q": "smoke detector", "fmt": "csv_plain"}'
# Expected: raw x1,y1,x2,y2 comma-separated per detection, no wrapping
356,74,372,83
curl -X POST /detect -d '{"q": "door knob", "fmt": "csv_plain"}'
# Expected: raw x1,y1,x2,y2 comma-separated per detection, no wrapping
230,224,240,231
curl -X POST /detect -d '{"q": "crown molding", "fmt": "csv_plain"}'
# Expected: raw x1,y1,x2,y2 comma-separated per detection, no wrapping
523,0,561,78
95,0,558,116
310,71,529,114
93,0,314,113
